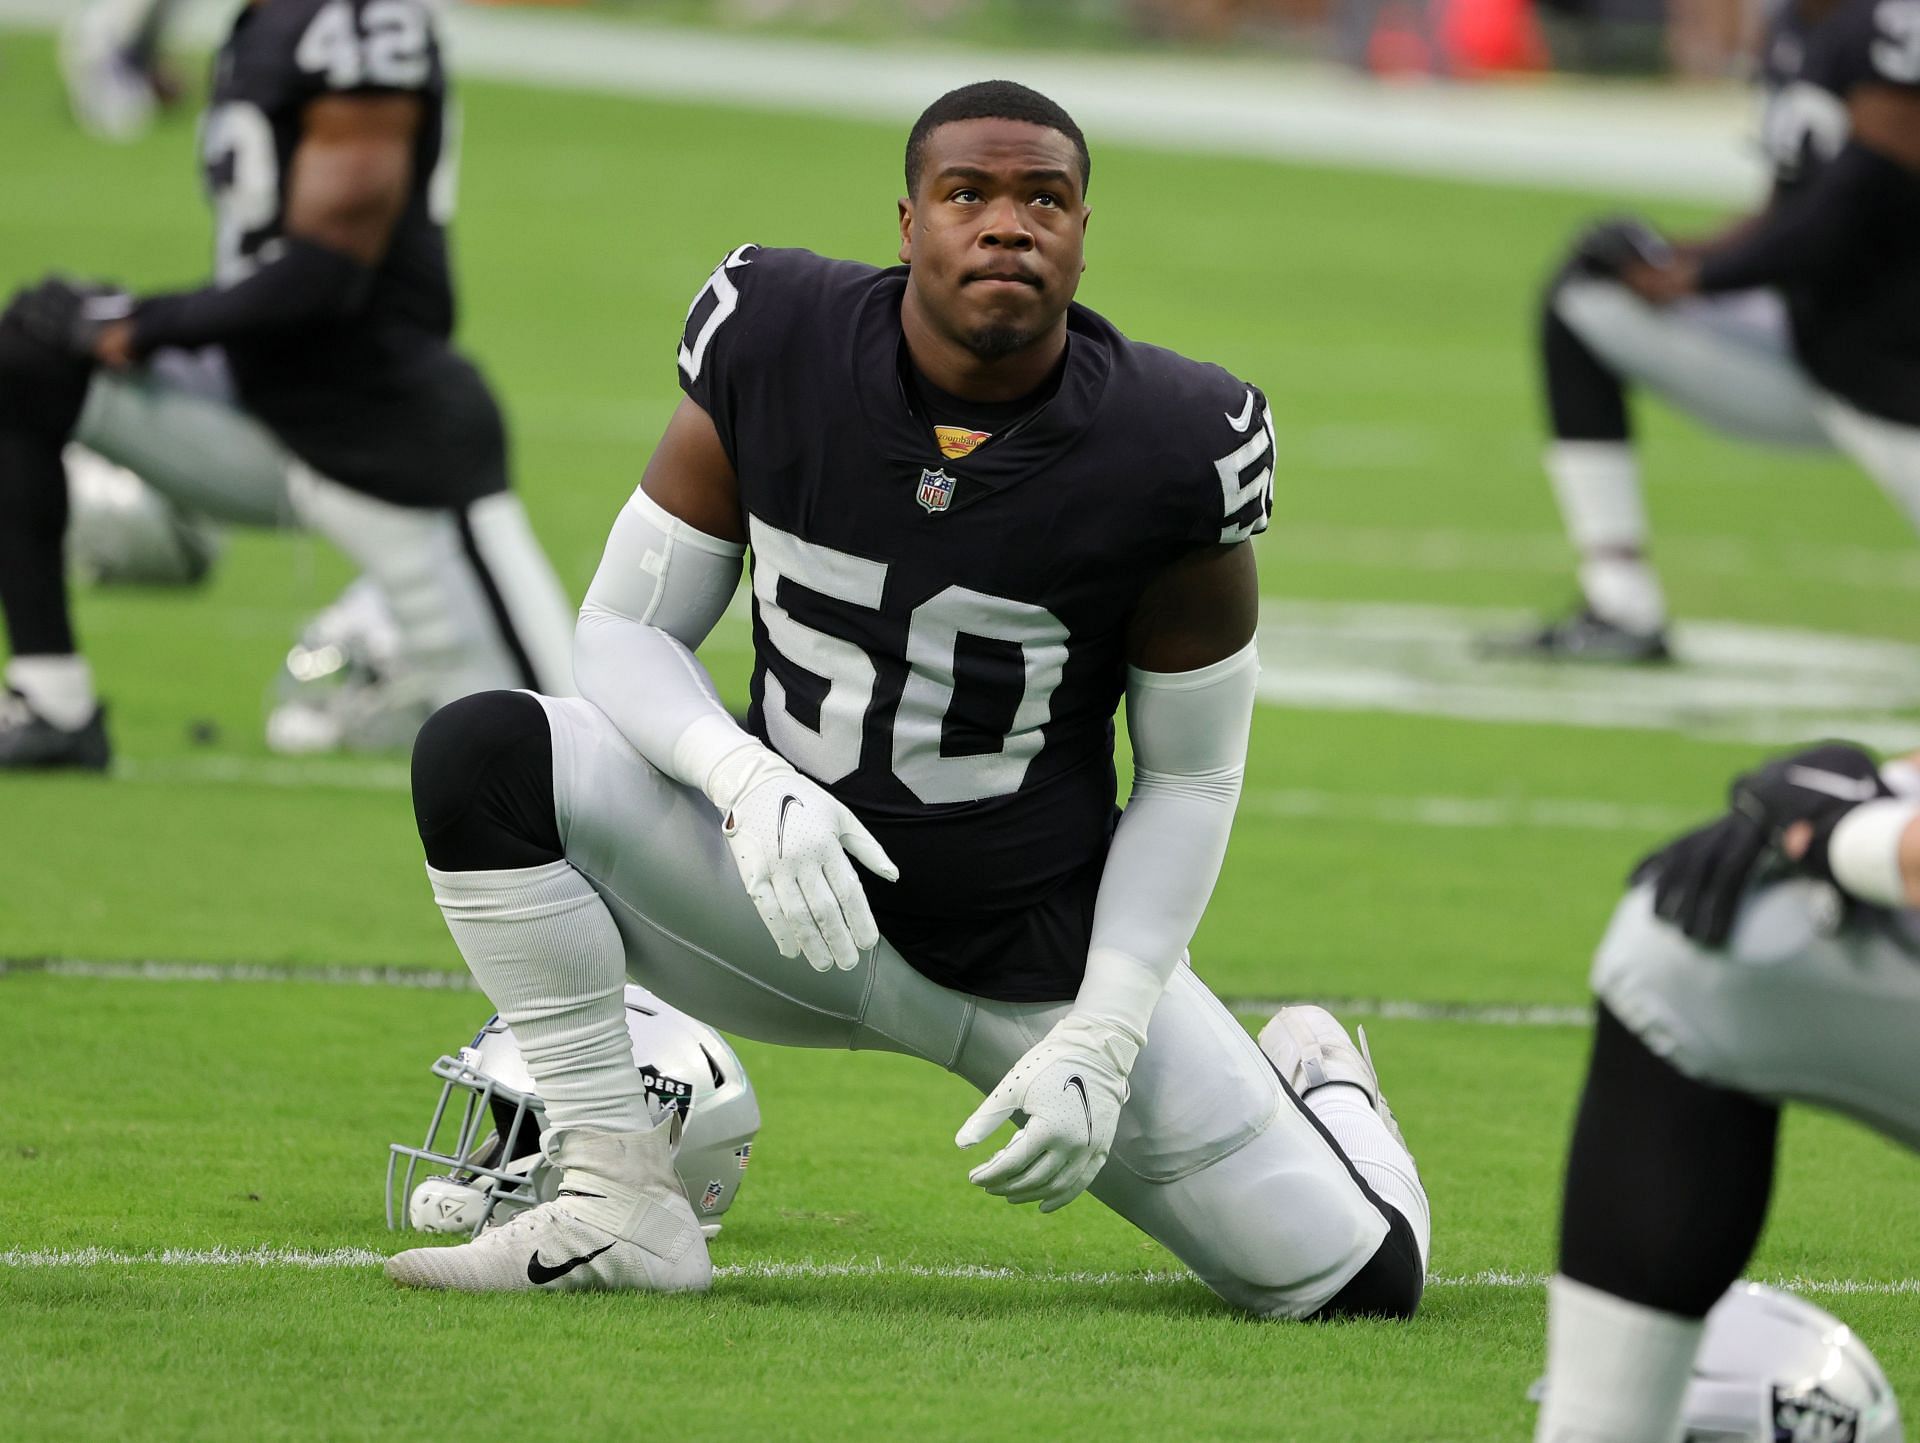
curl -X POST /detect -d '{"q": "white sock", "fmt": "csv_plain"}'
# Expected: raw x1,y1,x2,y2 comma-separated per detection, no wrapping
7,655,97,730
1304,1082,1432,1271
1545,441,1667,633
1534,1274,1702,1443
427,860,651,1137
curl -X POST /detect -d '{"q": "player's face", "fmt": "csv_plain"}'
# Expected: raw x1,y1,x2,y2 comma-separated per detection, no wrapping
899,118,1089,363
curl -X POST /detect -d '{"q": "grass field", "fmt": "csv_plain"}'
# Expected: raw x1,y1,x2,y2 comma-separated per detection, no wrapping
1,21,1915,1441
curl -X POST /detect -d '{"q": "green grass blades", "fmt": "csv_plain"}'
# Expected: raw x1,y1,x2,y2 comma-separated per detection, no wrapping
3,977,1914,1442
1,23,1916,1443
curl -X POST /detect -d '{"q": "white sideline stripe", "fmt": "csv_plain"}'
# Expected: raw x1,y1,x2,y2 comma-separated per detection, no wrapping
115,756,1705,833
0,958,1590,1026
0,0,1760,202
3,1249,1914,1297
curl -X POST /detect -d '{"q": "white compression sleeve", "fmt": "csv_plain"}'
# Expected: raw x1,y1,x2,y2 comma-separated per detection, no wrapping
1077,642,1259,1049
574,489,760,793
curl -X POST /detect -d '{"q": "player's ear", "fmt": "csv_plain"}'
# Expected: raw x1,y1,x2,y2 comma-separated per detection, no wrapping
897,197,914,264
1080,208,1090,271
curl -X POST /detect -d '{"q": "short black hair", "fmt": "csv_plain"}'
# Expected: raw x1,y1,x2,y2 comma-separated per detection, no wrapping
904,81,1091,200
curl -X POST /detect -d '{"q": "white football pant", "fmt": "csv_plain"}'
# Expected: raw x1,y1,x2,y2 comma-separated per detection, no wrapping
71,347,575,702
1553,279,1920,532
525,693,1398,1319
1594,880,1920,1148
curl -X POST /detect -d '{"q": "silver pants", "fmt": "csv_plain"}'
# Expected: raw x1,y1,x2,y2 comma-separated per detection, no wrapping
536,693,1393,1318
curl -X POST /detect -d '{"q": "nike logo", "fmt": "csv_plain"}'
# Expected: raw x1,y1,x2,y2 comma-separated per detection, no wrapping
555,1189,605,1200
776,794,800,857
526,1242,615,1285
1784,766,1882,803
1225,389,1257,433
1063,1075,1091,1140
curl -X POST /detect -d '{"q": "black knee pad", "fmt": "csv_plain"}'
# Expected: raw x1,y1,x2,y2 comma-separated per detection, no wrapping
1310,1205,1425,1322
0,311,93,438
411,690,564,871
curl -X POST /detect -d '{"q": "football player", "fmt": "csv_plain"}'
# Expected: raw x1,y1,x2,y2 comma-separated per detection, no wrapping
61,0,194,142
1535,740,1920,1442
0,0,575,769
387,81,1434,1310
1507,0,1920,661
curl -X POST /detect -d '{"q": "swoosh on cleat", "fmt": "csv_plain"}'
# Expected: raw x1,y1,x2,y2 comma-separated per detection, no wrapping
526,1241,615,1285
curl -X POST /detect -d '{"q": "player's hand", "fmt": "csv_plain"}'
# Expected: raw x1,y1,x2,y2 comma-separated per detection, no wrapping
6,275,135,360
1618,256,1701,306
1634,742,1891,945
1571,216,1673,280
955,1014,1135,1213
714,747,898,972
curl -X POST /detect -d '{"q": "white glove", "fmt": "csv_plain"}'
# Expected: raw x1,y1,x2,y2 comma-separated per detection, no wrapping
954,1014,1137,1213
708,744,898,972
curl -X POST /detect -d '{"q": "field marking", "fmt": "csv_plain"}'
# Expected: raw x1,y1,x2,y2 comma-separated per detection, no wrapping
3,1248,1914,1297
0,0,1759,202
0,957,1590,1026
1257,601,1920,749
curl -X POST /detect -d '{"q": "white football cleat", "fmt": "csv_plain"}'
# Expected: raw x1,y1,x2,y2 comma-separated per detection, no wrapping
385,1122,710,1294
1258,1005,1409,1153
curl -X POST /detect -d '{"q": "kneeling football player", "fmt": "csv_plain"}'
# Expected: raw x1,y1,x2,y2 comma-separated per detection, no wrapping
1506,0,1920,661
389,82,1433,1314
0,0,575,769
1535,740,1920,1441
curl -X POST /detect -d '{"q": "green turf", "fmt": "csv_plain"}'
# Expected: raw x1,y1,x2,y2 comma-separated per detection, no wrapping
0,24,1914,1442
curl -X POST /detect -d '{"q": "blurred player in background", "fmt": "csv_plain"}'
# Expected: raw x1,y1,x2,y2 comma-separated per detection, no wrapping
1508,0,1920,661
0,0,575,769
1535,740,1920,1441
61,0,196,141
386,81,1432,1313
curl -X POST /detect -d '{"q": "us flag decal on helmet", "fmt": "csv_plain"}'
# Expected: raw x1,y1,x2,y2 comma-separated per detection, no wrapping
916,467,956,514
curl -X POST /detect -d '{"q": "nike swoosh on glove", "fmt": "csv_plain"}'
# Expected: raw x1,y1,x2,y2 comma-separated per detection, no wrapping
1634,741,1891,946
717,750,898,972
955,1015,1135,1213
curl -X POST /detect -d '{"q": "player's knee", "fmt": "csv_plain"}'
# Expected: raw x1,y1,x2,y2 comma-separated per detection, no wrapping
411,689,564,871
1310,1206,1425,1322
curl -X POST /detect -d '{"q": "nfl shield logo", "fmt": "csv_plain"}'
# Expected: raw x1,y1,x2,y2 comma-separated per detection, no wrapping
916,467,956,514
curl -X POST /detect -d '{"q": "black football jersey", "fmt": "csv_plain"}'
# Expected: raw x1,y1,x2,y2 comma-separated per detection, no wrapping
201,0,504,505
1756,0,1920,422
679,246,1273,1002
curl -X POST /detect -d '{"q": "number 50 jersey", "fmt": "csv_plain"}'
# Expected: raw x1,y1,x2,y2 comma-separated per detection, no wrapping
680,246,1274,1003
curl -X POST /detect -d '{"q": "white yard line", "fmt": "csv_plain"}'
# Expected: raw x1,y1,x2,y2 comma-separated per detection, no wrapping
113,753,1701,834
0,957,1592,1025
2,1247,1913,1296
0,0,1760,201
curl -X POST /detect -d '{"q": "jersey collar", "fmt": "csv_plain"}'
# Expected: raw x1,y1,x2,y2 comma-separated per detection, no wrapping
853,266,1112,496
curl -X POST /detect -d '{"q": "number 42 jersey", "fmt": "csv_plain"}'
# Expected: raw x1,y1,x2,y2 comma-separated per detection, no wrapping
679,246,1275,1002
200,0,502,507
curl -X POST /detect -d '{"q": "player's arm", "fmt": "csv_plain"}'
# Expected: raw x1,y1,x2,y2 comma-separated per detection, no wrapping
573,397,896,974
101,92,422,366
1619,80,1920,304
959,543,1259,1211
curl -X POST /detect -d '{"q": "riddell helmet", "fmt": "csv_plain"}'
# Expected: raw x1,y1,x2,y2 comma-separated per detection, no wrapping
1532,1282,1903,1443
1682,1284,1902,1443
387,985,759,1239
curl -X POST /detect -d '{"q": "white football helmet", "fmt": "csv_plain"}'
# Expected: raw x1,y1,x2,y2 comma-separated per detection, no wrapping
387,985,760,1239
266,577,435,754
1532,1282,1903,1443
1683,1283,1902,1443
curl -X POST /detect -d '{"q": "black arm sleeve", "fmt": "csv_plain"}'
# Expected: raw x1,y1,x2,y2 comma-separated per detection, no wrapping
1696,142,1899,293
129,237,376,357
